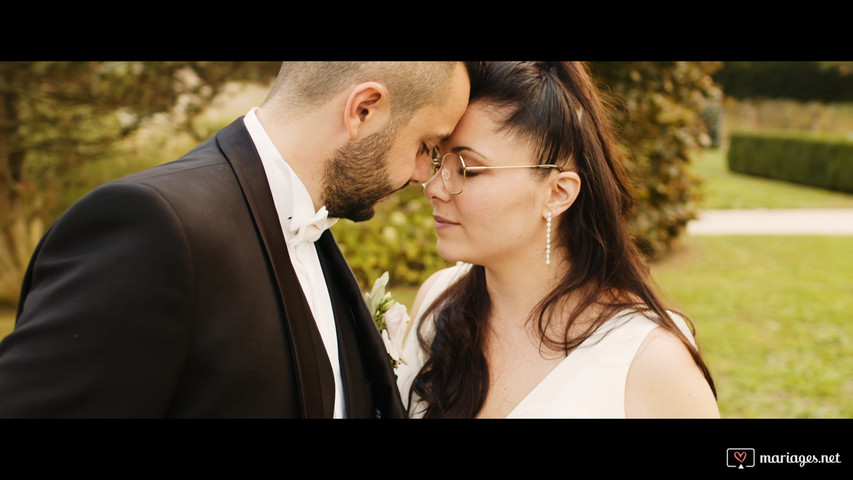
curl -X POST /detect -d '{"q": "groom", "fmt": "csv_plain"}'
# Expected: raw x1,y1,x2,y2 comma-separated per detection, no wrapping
0,62,471,418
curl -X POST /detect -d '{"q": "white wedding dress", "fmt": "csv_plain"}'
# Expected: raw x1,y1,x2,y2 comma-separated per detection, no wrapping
395,262,696,418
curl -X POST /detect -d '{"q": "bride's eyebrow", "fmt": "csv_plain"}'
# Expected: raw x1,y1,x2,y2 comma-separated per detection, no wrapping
452,145,484,157
451,146,491,164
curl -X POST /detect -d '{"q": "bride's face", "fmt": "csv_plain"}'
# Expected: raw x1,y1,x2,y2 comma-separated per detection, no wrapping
425,102,549,267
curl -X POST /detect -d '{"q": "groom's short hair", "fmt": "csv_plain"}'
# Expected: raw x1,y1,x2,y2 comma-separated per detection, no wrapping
263,61,458,129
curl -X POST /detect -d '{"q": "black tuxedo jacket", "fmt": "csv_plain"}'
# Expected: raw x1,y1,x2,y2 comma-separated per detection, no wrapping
0,118,406,418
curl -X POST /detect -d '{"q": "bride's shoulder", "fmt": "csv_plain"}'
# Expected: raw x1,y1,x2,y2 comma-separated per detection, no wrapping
624,322,719,418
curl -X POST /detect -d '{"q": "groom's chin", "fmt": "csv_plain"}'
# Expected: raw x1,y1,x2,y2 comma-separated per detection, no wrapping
333,203,377,223
348,208,376,223
329,181,404,223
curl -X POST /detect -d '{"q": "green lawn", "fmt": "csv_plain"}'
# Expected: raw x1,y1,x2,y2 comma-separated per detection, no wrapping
651,235,853,418
666,150,853,417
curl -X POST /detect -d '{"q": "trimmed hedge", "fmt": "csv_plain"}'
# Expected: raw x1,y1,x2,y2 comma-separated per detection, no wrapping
728,132,853,194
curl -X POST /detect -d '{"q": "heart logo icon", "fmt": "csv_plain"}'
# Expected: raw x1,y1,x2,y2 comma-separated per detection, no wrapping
734,451,747,463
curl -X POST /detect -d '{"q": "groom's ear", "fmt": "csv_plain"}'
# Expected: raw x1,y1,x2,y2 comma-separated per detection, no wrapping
343,82,392,141
546,170,581,217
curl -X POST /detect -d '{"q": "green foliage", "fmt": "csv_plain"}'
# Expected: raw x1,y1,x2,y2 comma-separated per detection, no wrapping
591,62,723,257
0,216,43,306
728,132,853,194
333,186,449,290
0,61,724,300
0,61,279,227
0,61,279,308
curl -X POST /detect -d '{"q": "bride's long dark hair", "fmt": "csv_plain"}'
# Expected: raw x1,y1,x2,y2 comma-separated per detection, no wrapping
409,61,716,418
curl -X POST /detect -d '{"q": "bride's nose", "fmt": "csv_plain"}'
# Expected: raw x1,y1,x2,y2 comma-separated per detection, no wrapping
423,170,451,201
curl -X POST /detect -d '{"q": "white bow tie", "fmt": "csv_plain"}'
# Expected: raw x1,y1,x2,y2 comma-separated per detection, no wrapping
289,206,338,246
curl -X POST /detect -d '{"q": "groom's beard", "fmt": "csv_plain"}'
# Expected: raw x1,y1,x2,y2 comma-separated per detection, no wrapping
322,128,399,223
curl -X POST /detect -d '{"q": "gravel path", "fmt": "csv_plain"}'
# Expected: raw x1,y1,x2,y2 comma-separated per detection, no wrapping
687,209,853,235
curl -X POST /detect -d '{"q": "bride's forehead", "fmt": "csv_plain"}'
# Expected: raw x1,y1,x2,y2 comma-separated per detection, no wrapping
443,127,535,166
445,108,506,146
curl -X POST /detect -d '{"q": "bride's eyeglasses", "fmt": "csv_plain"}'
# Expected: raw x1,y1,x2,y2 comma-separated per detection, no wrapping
429,152,563,195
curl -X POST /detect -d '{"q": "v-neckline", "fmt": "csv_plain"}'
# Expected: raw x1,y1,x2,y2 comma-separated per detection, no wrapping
504,309,634,418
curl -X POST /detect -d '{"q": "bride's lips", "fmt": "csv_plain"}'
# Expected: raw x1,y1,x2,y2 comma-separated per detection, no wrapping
433,214,459,230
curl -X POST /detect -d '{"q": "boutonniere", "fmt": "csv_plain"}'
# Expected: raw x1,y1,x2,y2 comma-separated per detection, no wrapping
364,272,411,371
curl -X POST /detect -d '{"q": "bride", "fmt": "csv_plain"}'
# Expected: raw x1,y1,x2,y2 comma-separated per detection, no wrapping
395,61,720,418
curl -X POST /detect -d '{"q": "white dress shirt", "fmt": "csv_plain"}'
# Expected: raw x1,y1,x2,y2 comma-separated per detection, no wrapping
243,108,346,418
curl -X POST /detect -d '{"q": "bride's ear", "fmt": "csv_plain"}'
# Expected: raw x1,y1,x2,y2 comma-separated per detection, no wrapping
545,170,581,217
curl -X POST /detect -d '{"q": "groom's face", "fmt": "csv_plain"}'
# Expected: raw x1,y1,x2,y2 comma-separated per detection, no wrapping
322,63,471,222
321,126,398,222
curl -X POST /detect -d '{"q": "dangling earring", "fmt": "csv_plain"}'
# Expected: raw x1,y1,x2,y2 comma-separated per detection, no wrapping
545,211,552,266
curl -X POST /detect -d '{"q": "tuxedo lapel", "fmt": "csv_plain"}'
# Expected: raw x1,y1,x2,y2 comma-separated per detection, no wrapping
316,230,406,418
216,118,335,418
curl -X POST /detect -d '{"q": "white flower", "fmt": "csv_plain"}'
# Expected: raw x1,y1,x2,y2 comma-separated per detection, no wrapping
366,272,390,315
381,302,411,366
364,271,411,371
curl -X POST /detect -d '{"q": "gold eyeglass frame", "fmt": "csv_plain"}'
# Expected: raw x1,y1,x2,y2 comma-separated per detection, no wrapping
429,151,564,195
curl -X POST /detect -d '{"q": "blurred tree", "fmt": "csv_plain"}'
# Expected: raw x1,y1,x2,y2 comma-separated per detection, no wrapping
0,61,722,304
0,61,279,306
590,62,723,257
